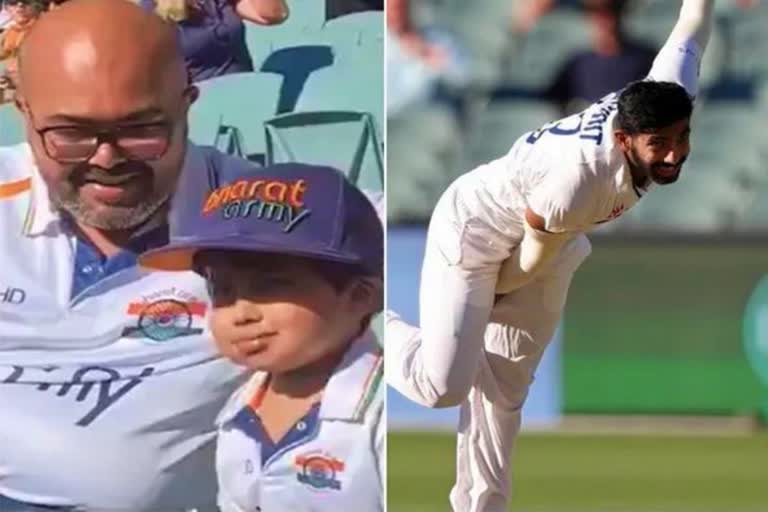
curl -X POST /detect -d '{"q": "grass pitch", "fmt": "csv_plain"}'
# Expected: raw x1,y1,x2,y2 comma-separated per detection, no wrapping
388,431,768,512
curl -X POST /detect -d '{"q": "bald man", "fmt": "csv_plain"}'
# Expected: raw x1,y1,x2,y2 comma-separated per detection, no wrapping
0,0,255,510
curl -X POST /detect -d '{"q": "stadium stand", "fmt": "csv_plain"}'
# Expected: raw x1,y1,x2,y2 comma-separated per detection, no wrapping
0,102,23,146
264,110,383,191
0,5,384,184
188,72,283,163
187,3,383,179
387,0,767,234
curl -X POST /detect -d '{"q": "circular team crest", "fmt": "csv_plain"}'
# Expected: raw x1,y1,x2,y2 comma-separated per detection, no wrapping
295,454,345,491
138,299,193,342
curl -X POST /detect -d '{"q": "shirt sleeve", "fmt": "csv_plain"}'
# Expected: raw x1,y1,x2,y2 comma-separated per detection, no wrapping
645,0,714,99
645,36,703,99
527,165,605,233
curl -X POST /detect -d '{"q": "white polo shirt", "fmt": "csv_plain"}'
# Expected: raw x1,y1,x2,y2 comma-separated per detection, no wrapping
215,330,385,512
0,143,247,511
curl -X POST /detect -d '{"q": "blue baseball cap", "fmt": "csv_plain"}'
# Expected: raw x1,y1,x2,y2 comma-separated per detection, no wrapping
139,163,383,276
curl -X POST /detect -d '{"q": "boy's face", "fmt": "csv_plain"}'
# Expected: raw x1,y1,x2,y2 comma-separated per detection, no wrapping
202,252,377,374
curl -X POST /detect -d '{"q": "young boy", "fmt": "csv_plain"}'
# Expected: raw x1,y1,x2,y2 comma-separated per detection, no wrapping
139,163,384,512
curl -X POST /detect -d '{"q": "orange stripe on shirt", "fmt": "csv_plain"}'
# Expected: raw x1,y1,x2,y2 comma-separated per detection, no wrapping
0,177,31,200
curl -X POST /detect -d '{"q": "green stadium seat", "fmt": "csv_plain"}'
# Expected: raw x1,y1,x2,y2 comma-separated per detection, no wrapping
735,181,768,230
387,105,463,223
320,11,383,48
189,72,283,161
692,101,763,166
244,0,325,69
295,59,383,132
264,110,383,192
434,0,517,88
464,99,557,169
0,102,24,146
501,9,591,91
718,3,768,82
624,0,679,47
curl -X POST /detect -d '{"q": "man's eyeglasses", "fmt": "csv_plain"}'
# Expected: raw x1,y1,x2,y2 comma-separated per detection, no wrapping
35,122,173,164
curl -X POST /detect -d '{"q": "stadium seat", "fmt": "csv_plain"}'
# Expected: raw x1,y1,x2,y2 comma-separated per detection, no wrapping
735,181,768,230
387,105,463,222
295,58,383,133
264,110,383,192
320,11,383,48
501,9,591,91
718,3,768,83
434,0,517,88
260,44,334,113
189,72,283,162
692,101,763,168
244,0,326,69
624,0,679,47
0,102,24,146
464,99,557,169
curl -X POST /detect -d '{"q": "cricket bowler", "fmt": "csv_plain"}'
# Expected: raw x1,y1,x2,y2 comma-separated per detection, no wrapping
386,1,716,510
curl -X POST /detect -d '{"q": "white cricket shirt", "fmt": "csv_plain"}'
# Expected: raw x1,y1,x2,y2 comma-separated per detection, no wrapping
215,330,385,512
0,143,247,511
450,35,704,241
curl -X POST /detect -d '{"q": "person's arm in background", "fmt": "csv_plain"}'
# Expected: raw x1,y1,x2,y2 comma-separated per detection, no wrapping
388,0,443,67
234,0,288,25
512,0,556,34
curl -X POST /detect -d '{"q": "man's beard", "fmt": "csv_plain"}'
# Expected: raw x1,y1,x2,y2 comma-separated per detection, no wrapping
52,189,170,230
649,156,687,186
629,148,686,188
51,162,171,230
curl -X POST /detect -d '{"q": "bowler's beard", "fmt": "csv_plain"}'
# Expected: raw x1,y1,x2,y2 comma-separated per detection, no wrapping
50,161,171,230
627,148,687,188
649,155,687,186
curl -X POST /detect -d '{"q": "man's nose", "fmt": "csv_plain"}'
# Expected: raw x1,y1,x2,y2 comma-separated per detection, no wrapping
87,140,127,169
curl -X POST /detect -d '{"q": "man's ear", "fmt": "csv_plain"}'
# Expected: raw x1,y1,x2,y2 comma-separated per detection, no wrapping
614,129,632,153
13,95,26,115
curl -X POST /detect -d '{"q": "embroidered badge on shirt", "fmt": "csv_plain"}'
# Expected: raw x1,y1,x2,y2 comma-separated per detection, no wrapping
122,287,207,342
295,452,345,491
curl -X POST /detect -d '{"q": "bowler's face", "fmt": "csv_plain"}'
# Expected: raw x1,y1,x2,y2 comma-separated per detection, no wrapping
624,118,691,186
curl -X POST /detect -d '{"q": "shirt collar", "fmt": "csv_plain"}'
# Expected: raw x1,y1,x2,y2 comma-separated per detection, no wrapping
318,329,382,422
23,144,62,237
218,330,383,425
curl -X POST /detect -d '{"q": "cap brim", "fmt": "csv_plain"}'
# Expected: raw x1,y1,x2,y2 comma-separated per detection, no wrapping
139,234,364,272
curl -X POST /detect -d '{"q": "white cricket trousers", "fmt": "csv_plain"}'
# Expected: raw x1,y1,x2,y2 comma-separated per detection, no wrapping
387,175,592,512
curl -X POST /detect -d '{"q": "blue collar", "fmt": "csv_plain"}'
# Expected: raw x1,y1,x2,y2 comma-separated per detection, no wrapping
70,224,169,300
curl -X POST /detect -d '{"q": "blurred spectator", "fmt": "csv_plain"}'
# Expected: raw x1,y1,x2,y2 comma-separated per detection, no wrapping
0,0,47,102
387,0,444,68
521,0,656,114
326,0,381,21
387,0,470,117
0,5,13,30
140,0,289,82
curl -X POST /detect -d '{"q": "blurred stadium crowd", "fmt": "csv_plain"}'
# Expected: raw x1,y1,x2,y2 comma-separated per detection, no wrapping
0,0,384,196
388,0,767,233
